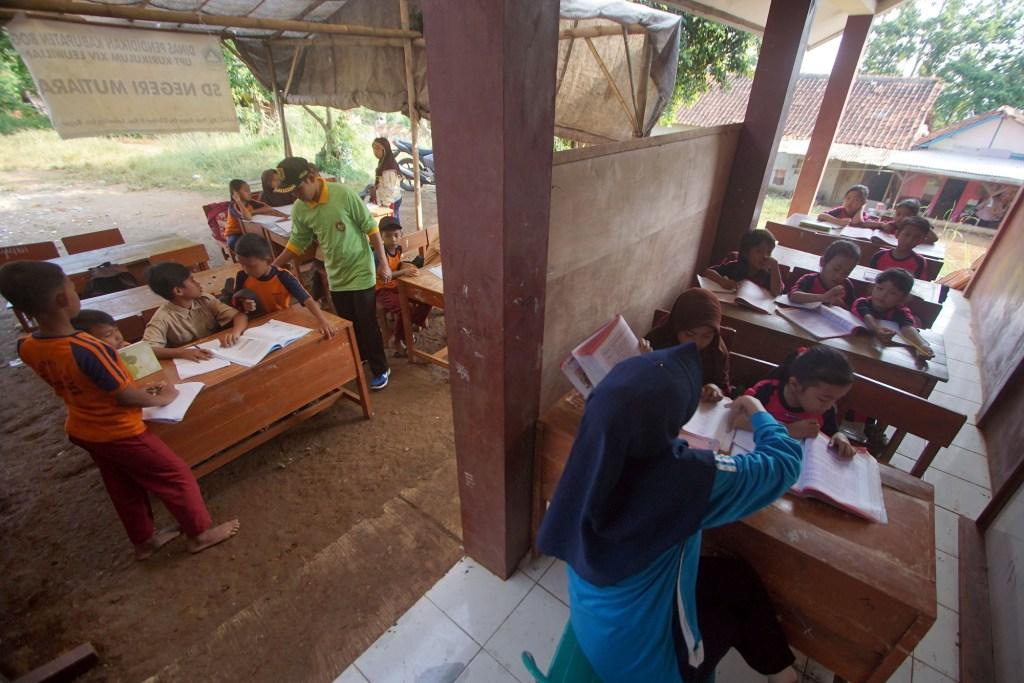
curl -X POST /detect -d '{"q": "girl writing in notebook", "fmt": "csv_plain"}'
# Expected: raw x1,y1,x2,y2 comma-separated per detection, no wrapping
701,229,784,296
786,240,860,308
538,344,802,683
645,288,731,402
737,346,856,458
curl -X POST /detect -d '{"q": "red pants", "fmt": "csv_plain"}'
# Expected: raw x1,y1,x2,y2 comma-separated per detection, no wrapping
376,288,430,346
70,431,212,545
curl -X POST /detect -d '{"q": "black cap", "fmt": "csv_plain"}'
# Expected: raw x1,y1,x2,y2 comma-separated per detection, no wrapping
275,156,311,193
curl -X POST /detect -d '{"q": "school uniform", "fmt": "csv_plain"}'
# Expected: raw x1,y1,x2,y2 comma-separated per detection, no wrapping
788,272,856,308
710,259,772,290
143,294,240,348
18,332,211,545
224,198,272,251
745,378,840,436
233,266,309,314
375,246,429,346
851,297,916,328
826,206,862,222
538,345,802,682
869,248,927,280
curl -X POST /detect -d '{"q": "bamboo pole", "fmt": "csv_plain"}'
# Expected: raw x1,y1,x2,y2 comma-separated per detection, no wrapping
584,38,638,133
283,46,305,98
5,0,422,39
634,35,653,136
399,0,423,232
266,44,292,157
560,23,645,40
620,27,641,137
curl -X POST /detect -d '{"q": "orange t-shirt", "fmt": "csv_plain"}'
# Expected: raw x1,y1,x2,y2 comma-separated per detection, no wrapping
234,266,310,313
18,332,145,443
377,246,403,291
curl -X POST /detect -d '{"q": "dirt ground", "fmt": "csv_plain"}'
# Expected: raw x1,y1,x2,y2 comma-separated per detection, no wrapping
0,173,461,682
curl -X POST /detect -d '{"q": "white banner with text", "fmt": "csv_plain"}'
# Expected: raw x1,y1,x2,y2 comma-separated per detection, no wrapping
7,15,239,138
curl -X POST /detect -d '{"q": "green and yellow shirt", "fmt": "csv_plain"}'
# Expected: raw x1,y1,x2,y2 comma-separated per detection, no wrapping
286,180,378,292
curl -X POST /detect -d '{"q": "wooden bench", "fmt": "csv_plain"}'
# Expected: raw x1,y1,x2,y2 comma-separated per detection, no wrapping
148,244,210,273
61,228,125,255
0,240,59,265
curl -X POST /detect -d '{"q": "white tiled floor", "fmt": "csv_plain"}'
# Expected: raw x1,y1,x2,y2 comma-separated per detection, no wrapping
336,291,990,683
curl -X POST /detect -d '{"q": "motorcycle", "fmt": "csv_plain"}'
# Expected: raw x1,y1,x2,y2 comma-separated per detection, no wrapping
393,139,436,191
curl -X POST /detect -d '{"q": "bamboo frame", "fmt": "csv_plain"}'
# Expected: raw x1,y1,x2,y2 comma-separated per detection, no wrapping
620,27,640,137
266,44,292,157
283,46,305,99
584,37,637,133
635,34,653,136
400,0,423,232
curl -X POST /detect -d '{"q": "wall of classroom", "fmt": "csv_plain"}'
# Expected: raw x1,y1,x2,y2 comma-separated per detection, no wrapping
540,124,741,409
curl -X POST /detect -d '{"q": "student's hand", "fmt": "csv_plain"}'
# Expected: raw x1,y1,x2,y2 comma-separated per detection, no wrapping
823,286,846,306
719,276,739,291
180,346,214,362
916,343,935,360
401,264,420,277
221,332,240,347
874,327,896,342
764,256,779,270
320,321,337,339
638,338,653,354
273,210,287,219
701,383,724,402
729,395,766,427
787,419,820,440
378,260,393,283
829,432,856,458
149,382,179,406
838,218,852,227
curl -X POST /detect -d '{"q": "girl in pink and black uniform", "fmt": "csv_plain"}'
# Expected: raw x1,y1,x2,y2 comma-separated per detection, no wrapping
817,185,868,227
852,267,934,359
786,240,860,308
738,346,856,458
701,229,784,295
868,216,932,280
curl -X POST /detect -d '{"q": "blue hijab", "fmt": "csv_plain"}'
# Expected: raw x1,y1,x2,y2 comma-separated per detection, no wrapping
537,344,716,587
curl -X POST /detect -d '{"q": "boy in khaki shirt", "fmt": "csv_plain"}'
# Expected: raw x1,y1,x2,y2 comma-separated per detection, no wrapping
143,262,248,360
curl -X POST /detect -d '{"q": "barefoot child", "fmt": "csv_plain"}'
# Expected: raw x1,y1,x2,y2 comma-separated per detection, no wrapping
817,184,869,227
142,263,248,361
868,215,932,280
702,229,784,295
852,267,934,359
0,261,240,560
72,309,129,349
739,346,857,458
231,233,336,338
375,217,430,355
645,288,731,401
223,179,287,253
786,240,860,308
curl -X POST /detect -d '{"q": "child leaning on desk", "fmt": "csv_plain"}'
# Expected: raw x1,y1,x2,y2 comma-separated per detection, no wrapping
701,228,784,295
868,216,932,280
0,261,240,560
735,346,856,458
817,184,868,227
786,240,860,308
231,233,336,338
861,198,939,244
142,262,248,361
223,178,287,253
375,217,431,356
852,267,935,359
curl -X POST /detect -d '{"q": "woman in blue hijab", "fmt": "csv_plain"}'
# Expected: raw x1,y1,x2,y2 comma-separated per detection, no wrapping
537,344,802,682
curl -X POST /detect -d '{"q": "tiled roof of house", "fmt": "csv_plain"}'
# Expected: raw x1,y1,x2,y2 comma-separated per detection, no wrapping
675,74,942,151
914,106,1024,147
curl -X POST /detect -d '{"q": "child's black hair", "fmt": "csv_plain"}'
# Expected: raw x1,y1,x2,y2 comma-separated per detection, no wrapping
821,239,861,265
875,267,914,294
845,184,869,200
899,215,932,236
894,198,921,214
0,261,67,316
71,309,117,332
771,345,854,388
229,178,248,194
234,233,273,260
147,262,192,300
738,229,776,259
378,216,403,234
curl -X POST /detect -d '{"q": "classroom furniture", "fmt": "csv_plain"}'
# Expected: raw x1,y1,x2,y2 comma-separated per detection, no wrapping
718,299,949,398
80,264,238,342
397,259,447,369
49,235,202,291
147,243,211,273
532,363,941,683
141,308,372,477
61,228,126,255
0,240,60,265
767,221,943,281
400,228,429,259
201,200,235,263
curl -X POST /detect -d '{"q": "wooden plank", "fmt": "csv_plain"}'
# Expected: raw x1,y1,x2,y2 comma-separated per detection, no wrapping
49,235,199,280
767,221,944,275
13,643,98,683
958,516,995,683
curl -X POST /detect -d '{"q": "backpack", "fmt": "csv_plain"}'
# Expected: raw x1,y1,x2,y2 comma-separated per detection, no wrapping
81,262,139,298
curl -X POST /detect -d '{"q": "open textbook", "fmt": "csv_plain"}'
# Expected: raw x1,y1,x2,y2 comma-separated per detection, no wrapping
733,430,887,523
118,341,161,380
680,398,735,453
250,213,288,226
142,382,204,423
198,319,312,368
797,218,835,232
697,275,775,314
560,315,639,398
839,226,899,245
776,303,925,350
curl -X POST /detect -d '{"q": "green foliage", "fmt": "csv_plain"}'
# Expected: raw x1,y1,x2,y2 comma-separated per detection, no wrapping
222,41,275,135
861,0,1024,127
0,33,49,134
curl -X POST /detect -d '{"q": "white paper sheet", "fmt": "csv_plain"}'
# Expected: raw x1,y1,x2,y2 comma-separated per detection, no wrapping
142,382,204,423
173,356,230,380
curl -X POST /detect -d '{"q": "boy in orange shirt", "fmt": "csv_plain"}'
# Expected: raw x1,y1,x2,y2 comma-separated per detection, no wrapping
0,261,239,560
375,217,429,355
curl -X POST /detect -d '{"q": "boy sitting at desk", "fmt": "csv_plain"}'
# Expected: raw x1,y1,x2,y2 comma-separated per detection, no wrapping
0,261,240,560
142,262,248,361
375,217,430,355
72,309,128,350
862,198,939,244
852,267,934,359
868,216,932,280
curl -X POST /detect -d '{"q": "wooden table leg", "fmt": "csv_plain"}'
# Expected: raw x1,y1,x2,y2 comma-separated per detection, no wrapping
397,280,418,363
346,323,373,418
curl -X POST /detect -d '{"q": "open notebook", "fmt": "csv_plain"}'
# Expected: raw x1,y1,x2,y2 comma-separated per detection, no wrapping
142,382,204,423
776,304,927,352
198,319,313,368
680,398,735,453
733,430,887,523
560,315,639,398
696,275,775,314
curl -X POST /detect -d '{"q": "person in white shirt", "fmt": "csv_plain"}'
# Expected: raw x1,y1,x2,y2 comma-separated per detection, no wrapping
372,137,403,220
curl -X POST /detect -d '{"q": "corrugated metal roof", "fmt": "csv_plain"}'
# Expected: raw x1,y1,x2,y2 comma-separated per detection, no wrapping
888,149,1024,184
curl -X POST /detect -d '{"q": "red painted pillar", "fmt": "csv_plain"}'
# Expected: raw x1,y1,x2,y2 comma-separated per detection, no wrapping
789,14,873,215
421,0,559,578
711,0,817,261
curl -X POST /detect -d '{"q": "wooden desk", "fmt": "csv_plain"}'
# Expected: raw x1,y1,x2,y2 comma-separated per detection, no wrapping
139,308,372,476
534,394,937,683
720,301,948,397
397,264,447,369
50,235,201,288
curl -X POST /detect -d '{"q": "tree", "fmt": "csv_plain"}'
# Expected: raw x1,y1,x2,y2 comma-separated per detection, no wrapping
0,33,49,133
861,0,1024,127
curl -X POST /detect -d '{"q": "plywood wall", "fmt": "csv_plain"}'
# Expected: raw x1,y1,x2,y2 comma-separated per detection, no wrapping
541,125,740,409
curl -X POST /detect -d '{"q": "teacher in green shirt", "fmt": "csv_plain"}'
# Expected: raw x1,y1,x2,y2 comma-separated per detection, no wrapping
272,157,392,389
